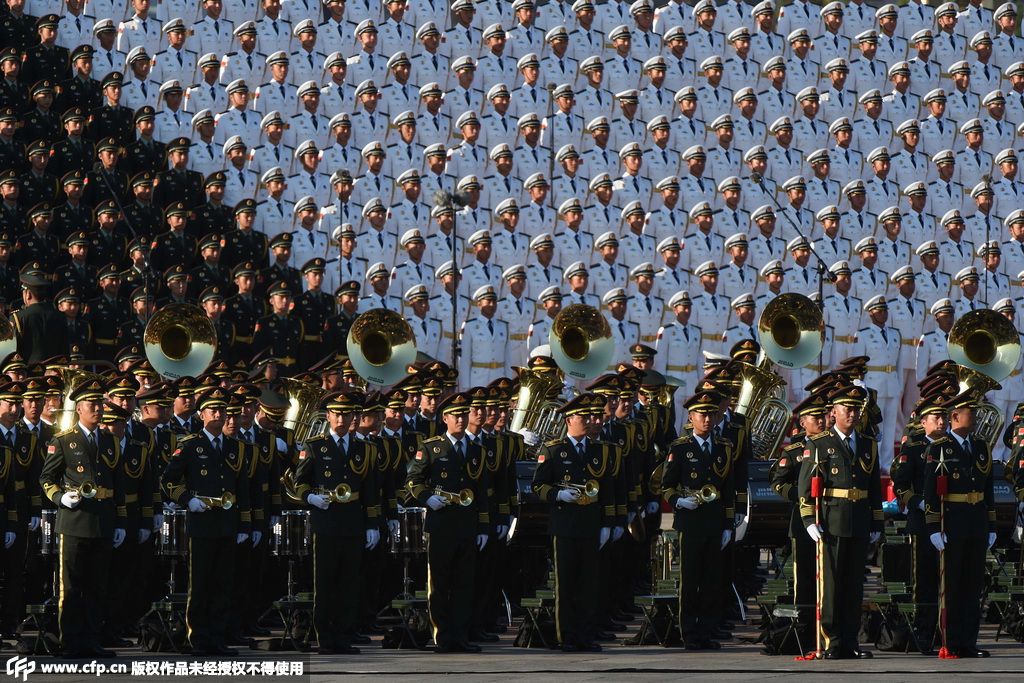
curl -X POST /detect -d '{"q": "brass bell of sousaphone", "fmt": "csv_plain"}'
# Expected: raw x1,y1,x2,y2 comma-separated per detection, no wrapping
0,315,16,361
143,304,217,380
757,293,826,369
346,308,417,386
548,304,614,381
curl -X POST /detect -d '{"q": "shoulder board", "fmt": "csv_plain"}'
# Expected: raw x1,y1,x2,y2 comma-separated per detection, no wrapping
713,437,731,447
809,432,829,441
931,436,950,445
177,433,200,442
669,434,694,447
543,438,562,448
55,428,76,438
783,442,803,453
423,435,445,444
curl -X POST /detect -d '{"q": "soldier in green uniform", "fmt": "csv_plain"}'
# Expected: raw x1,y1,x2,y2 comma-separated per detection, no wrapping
0,380,35,637
219,200,267,271
412,376,444,438
11,271,67,364
160,387,252,657
122,106,165,176
86,72,134,147
407,391,490,653
55,45,102,113
86,207,130,270
292,258,334,360
189,173,233,239
119,172,162,241
253,281,304,375
115,286,155,348
19,15,70,85
55,287,92,356
770,390,830,639
257,233,302,300
295,392,381,654
18,141,60,209
83,265,131,362
923,390,995,659
55,231,98,292
321,280,360,354
39,378,127,658
531,393,616,652
798,384,882,659
662,389,736,650
200,286,236,363
188,234,230,299
0,5,36,52
0,50,30,111
151,205,198,275
83,138,129,208
51,172,94,240
17,80,62,144
153,137,204,210
49,108,95,178
222,261,264,362
0,110,26,175
98,401,154,647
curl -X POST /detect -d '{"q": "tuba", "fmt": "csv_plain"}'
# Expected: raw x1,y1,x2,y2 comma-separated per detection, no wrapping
52,366,107,431
948,309,1022,449
549,304,615,381
509,364,569,454
735,294,825,460
280,469,304,505
346,308,417,386
143,304,217,380
279,376,329,446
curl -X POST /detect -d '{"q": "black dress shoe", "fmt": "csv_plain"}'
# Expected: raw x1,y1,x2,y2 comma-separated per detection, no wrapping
227,635,256,646
718,621,735,630
702,640,722,650
245,624,271,637
603,620,626,631
823,648,846,660
579,642,603,652
709,628,733,640
61,650,87,659
102,636,132,648
454,641,482,653
362,623,387,635
595,630,617,641
352,634,372,645
215,646,239,656
316,646,335,655
852,649,873,659
684,641,705,651
612,610,635,622
89,647,117,658
962,649,990,658
469,630,499,642
561,644,578,653
335,645,360,655
488,623,508,634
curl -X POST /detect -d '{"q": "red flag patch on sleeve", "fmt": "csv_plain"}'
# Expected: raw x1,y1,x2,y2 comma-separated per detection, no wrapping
298,450,306,460
538,454,545,463
415,451,424,461
779,458,786,467
47,445,56,454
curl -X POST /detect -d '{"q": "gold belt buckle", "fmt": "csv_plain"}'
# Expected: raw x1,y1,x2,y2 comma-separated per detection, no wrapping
968,491,983,504
849,488,863,502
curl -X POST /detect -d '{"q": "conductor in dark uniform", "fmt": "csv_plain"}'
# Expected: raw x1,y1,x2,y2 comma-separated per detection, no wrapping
39,379,127,658
11,271,67,364
532,393,616,652
770,390,829,635
892,391,952,653
253,282,304,375
406,391,490,653
798,385,882,659
160,387,252,657
662,389,736,651
924,391,995,659
295,392,381,655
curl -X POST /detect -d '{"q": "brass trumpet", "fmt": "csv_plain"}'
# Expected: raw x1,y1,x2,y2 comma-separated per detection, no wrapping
316,483,353,503
560,479,600,502
682,485,720,505
65,481,97,499
193,491,236,510
433,487,474,506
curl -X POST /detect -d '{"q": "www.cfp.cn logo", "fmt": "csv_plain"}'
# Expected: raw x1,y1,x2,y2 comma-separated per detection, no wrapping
6,656,35,682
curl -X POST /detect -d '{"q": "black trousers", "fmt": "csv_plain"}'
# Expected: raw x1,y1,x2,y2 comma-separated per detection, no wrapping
2,521,30,630
821,535,868,652
59,535,112,652
678,533,721,644
312,533,362,649
554,535,599,647
942,537,986,653
426,534,476,648
103,536,141,636
186,536,237,651
792,533,816,625
912,534,939,634
471,530,498,631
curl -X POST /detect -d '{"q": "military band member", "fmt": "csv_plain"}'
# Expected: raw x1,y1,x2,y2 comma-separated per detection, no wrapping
924,390,995,659
770,390,831,636
662,389,735,650
40,379,126,658
253,282,304,375
160,387,251,656
532,393,614,652
798,384,882,659
406,391,490,653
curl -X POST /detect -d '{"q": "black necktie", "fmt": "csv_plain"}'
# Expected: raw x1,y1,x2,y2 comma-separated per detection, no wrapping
455,440,464,461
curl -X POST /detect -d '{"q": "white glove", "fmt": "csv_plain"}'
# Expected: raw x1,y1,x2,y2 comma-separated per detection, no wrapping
521,430,540,447
918,500,925,512
61,492,80,509
187,497,209,513
556,489,580,503
627,511,636,525
930,531,946,551
28,517,40,532
388,519,400,536
646,501,660,515
675,496,699,510
152,514,163,532
612,525,624,541
3,532,13,549
988,532,997,549
734,512,744,525
1017,524,1023,544
269,515,279,528
869,531,881,544
112,528,125,548
307,494,330,510
476,533,488,550
138,528,151,544
236,533,249,544
366,528,380,550
426,494,447,511
251,530,262,546
806,523,822,542
599,526,611,548
497,524,509,539
721,529,732,549
163,501,178,511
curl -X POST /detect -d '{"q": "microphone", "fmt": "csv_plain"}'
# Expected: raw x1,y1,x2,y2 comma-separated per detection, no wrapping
545,83,557,92
750,171,763,184
451,190,471,208
431,189,453,208
93,161,104,173
982,173,992,185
